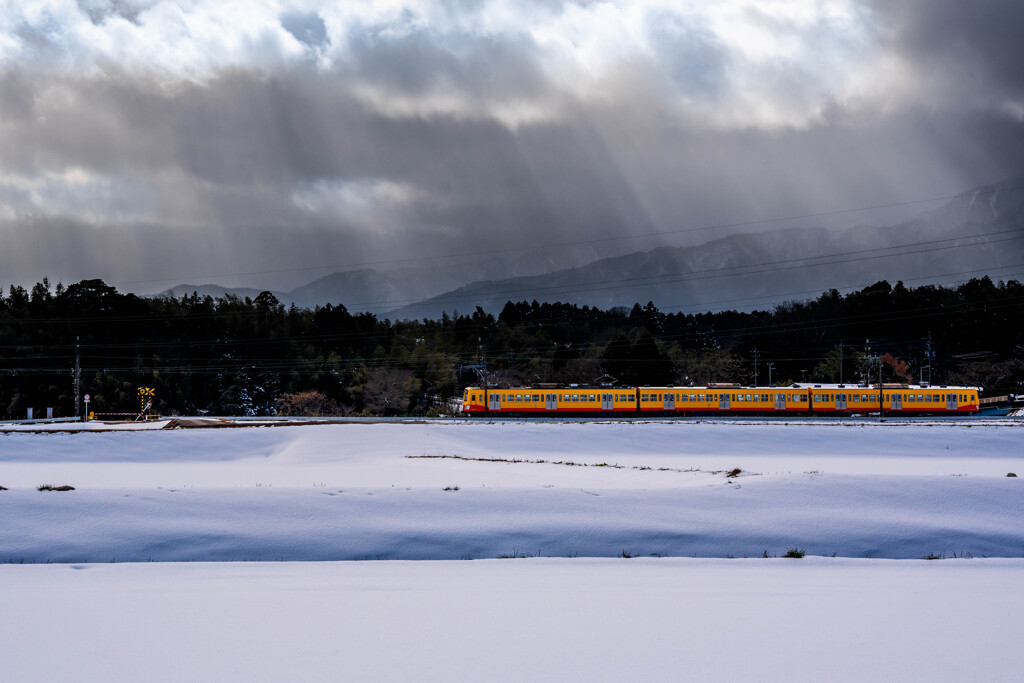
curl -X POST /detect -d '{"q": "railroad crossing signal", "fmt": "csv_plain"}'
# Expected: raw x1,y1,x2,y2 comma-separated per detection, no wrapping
137,387,159,421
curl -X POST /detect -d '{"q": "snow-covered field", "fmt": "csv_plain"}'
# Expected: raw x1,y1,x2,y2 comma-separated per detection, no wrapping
2,420,1022,561
2,419,1022,681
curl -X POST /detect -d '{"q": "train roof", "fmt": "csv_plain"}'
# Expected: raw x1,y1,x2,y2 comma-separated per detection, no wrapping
465,383,980,391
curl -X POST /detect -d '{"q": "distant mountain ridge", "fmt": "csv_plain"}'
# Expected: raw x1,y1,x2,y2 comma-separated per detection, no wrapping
152,245,607,312
155,182,1024,318
391,181,1024,318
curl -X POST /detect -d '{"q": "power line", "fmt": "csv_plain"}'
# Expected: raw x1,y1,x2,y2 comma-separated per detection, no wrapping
107,184,1024,287
6,226,1022,328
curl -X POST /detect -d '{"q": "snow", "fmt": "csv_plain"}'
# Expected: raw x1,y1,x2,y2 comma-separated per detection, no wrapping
3,419,1023,680
2,420,1023,561
2,558,1023,682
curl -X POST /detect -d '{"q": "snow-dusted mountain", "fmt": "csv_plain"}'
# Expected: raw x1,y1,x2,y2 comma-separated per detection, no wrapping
391,182,1024,318
155,182,1024,317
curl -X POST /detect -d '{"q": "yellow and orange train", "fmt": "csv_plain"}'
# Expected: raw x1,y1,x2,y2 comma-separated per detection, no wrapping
461,383,980,417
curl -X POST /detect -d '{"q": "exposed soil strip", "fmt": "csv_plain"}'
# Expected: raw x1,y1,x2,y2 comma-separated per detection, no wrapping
406,454,755,478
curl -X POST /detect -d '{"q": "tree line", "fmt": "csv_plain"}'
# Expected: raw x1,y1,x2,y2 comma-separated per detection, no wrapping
1,276,1021,418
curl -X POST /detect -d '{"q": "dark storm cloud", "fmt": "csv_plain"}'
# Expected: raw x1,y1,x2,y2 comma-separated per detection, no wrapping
0,69,34,122
2,1,1024,294
872,0,1024,97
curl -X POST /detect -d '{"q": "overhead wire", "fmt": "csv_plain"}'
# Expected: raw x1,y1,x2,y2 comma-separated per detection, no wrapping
107,184,1024,286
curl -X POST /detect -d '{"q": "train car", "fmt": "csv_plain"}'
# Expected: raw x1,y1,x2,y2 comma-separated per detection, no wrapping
809,385,881,414
649,385,812,415
659,387,728,415
881,385,979,415
808,384,979,415
461,386,637,416
720,386,810,414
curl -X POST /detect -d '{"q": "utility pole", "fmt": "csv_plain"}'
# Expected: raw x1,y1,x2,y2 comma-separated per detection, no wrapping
839,340,844,384
923,332,934,385
74,336,81,420
767,362,774,387
864,339,871,385
752,347,759,386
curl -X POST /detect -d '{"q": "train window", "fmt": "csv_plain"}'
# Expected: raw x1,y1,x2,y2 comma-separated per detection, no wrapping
813,395,819,402
688,394,695,401
909,395,915,402
570,395,578,402
629,395,635,402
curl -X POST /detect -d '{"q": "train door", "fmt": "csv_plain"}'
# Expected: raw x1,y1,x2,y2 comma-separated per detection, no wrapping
892,393,902,410
488,393,501,411
719,393,730,410
946,393,957,410
545,393,558,410
602,393,614,410
835,393,847,410
774,393,786,410
663,393,675,410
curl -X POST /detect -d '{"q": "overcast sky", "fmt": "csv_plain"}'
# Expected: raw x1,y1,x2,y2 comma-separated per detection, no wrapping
2,0,1024,291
